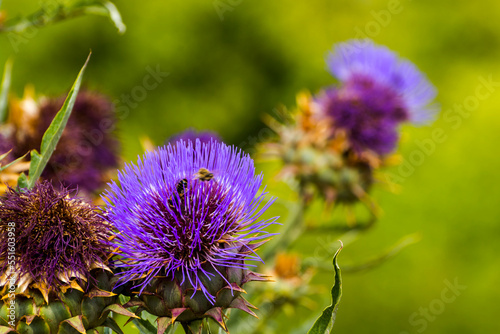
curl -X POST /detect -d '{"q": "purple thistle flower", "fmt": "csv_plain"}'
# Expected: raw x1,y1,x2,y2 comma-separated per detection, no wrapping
104,140,277,303
0,181,112,291
320,39,438,155
326,39,437,124
167,128,222,146
321,79,406,155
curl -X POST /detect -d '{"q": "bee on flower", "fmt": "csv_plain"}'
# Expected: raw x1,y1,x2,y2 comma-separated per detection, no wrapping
103,140,278,332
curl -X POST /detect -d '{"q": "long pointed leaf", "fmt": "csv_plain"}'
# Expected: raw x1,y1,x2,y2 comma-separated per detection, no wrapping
307,242,343,334
81,1,126,34
101,1,126,33
0,150,10,161
103,318,123,334
131,318,157,334
0,1,125,34
0,58,12,124
0,326,16,333
0,152,28,172
25,52,91,189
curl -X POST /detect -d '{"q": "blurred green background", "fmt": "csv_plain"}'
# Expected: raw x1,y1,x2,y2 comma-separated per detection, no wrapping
1,0,499,333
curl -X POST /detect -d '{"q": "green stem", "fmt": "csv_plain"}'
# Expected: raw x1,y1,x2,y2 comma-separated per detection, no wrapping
0,7,80,33
341,233,421,273
0,2,125,34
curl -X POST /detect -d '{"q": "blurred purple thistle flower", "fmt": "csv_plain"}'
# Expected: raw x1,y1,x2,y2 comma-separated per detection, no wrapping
104,140,277,302
326,39,437,124
8,90,120,195
320,39,438,155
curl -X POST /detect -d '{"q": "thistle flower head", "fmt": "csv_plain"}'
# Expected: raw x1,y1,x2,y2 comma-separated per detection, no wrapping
326,39,437,124
0,181,112,292
321,83,404,155
167,128,222,146
321,39,438,155
104,140,277,302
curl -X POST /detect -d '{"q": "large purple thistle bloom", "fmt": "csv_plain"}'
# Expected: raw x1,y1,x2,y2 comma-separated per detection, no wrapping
320,39,438,155
104,140,277,302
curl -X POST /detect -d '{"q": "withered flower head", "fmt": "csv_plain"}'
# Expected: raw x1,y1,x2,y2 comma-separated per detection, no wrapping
0,181,112,291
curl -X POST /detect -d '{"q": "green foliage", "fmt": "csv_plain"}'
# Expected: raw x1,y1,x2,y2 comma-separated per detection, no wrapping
77,0,126,34
308,244,342,334
0,152,26,172
0,0,125,34
131,318,158,334
0,59,12,124
18,52,90,189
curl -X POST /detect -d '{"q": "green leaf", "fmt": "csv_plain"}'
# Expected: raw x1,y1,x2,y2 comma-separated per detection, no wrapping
103,317,123,334
0,151,10,161
0,152,27,173
157,317,174,334
60,315,86,334
307,242,343,334
182,320,203,334
0,59,12,124
17,172,28,189
0,1,125,34
103,304,139,319
81,1,126,34
25,52,91,189
141,311,158,327
0,326,16,334
131,317,158,334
